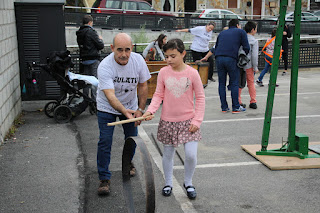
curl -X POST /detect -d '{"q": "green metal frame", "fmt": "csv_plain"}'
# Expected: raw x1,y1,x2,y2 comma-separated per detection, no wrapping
256,0,320,159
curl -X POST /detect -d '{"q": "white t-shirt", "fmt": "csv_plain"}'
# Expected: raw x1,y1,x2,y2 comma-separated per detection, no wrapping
97,52,151,114
190,26,212,53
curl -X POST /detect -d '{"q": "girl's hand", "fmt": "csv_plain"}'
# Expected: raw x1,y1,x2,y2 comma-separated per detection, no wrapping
142,111,153,121
189,124,199,133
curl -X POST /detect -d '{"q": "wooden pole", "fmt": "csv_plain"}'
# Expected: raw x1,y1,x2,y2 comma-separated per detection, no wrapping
107,115,155,126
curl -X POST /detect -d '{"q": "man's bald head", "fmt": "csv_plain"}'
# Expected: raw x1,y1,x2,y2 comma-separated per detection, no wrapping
113,33,132,46
111,33,133,65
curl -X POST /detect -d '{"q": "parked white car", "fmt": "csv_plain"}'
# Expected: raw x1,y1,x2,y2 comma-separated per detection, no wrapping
312,10,320,18
191,9,242,20
265,11,319,21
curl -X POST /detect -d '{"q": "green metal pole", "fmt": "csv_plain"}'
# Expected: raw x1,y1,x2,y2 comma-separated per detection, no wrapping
260,0,288,151
287,0,302,151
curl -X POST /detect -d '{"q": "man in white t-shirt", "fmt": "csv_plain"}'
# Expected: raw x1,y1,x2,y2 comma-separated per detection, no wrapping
96,33,151,195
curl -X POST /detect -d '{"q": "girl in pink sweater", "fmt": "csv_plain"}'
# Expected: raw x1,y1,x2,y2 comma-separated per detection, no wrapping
143,38,205,199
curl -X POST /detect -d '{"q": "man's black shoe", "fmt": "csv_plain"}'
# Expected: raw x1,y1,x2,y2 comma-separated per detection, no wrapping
208,77,215,82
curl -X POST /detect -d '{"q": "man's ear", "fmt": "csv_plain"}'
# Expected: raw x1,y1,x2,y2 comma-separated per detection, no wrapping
111,44,114,52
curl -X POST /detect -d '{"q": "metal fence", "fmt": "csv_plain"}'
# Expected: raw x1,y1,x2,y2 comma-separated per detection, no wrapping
64,12,320,35
68,43,320,74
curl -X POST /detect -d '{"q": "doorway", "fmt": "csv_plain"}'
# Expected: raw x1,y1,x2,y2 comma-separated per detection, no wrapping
184,0,196,12
253,0,262,19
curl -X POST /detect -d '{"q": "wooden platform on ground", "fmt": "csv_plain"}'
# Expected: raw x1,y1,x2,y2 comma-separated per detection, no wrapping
241,142,320,170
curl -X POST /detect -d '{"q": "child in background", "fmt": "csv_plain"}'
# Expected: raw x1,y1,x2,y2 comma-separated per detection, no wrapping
239,21,259,109
145,48,156,61
256,28,279,87
143,39,205,199
143,34,167,61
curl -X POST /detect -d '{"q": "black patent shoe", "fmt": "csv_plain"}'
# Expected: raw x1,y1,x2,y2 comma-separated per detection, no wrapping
162,185,172,197
183,184,197,199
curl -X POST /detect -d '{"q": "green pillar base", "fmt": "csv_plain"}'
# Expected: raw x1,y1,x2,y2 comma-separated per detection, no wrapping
256,133,320,159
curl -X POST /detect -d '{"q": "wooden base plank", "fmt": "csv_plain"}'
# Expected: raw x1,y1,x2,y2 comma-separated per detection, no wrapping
241,142,320,170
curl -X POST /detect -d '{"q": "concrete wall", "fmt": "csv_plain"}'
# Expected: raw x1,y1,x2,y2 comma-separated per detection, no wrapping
0,0,21,145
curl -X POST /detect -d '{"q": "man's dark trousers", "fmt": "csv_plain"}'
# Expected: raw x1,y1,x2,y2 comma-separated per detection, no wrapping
216,56,240,111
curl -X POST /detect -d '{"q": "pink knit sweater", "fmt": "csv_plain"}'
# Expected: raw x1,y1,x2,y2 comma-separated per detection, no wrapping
146,65,205,128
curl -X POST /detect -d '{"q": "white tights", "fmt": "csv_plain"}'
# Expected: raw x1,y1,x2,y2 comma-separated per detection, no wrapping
162,141,198,188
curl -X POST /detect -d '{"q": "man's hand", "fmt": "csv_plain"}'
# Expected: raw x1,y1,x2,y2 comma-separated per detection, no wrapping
200,57,208,62
189,124,199,133
124,109,136,120
133,110,143,126
254,69,259,74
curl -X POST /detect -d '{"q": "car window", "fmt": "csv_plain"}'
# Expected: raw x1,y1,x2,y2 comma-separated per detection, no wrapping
222,11,238,19
206,11,219,18
314,11,320,16
138,2,152,10
286,14,294,20
123,1,137,10
105,0,121,9
302,12,318,21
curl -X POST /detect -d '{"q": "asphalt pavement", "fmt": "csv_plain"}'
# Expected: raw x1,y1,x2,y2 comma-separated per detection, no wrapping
1,68,320,213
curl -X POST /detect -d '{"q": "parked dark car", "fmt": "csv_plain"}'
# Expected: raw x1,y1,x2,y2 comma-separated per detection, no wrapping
91,0,176,29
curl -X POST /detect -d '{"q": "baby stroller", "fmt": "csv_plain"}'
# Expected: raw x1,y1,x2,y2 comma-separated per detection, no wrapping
28,50,97,123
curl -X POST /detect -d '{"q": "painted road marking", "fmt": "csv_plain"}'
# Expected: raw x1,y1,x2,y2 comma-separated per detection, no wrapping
205,91,320,99
174,162,261,170
142,115,320,126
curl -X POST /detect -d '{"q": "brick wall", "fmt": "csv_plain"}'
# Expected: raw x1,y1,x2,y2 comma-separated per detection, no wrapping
0,0,21,145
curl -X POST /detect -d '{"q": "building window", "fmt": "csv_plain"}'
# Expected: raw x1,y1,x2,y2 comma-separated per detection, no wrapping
228,0,237,8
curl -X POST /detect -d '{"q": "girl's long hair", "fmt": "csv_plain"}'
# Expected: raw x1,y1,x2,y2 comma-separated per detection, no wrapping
155,34,167,49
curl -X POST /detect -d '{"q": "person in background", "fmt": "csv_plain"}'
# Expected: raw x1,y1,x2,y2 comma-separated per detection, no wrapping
145,48,156,62
176,22,216,82
143,38,205,200
96,33,151,196
143,34,167,61
239,21,259,110
202,19,250,113
256,28,280,87
281,23,291,76
76,15,104,100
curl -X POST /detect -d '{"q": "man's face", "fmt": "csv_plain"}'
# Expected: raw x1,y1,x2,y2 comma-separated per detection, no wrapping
111,38,133,65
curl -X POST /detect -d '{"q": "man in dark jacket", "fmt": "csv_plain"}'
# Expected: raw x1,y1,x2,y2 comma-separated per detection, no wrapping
76,15,104,100
214,19,250,113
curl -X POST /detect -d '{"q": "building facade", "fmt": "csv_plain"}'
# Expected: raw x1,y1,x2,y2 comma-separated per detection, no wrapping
0,0,21,145
152,0,316,18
